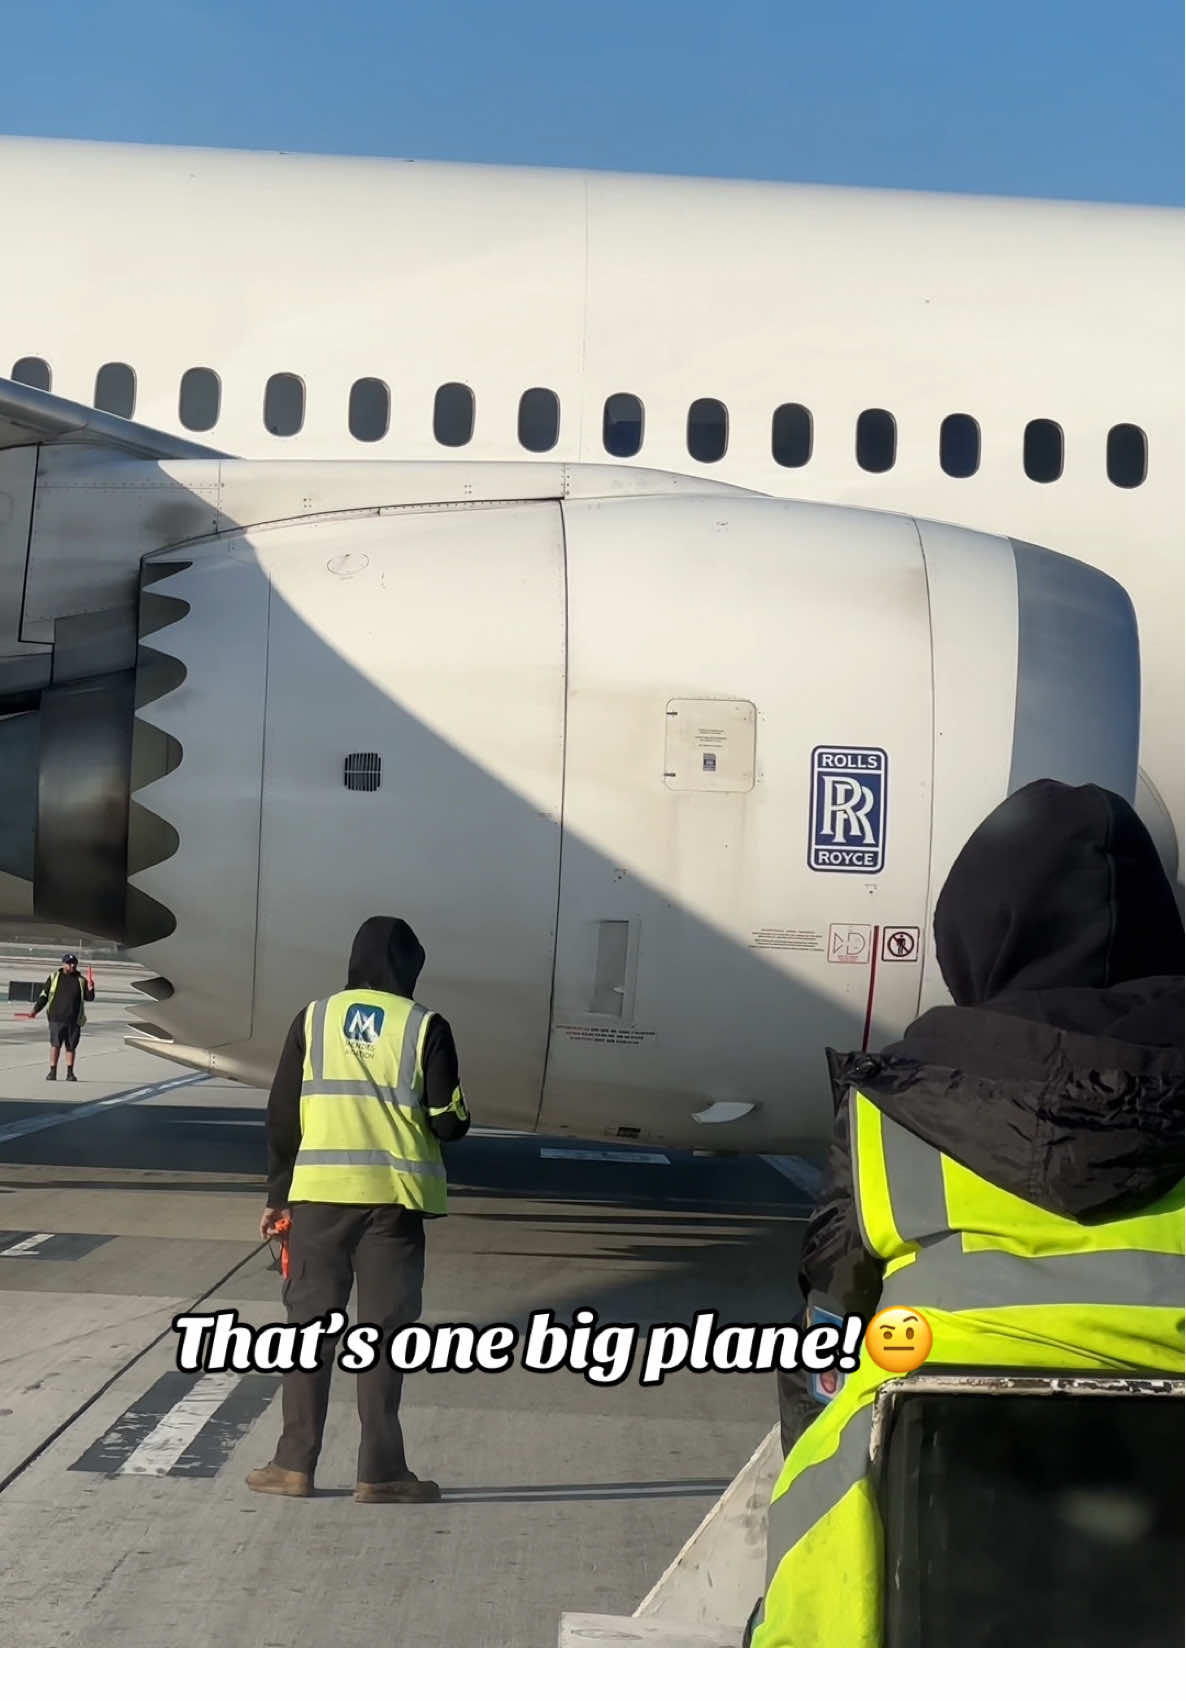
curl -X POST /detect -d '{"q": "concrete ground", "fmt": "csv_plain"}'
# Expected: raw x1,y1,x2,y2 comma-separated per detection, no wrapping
0,950,813,1647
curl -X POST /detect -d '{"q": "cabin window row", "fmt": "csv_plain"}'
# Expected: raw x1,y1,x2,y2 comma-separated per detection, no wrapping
8,356,1150,489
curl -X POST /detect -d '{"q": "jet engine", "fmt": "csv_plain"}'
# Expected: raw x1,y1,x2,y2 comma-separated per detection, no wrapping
0,395,1145,1150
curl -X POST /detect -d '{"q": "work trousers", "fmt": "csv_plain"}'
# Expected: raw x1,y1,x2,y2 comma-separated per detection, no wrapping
273,1201,426,1483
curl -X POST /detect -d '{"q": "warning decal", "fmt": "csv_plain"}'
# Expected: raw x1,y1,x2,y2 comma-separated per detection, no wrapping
750,928,825,953
557,1027,655,1047
881,927,921,963
827,924,873,966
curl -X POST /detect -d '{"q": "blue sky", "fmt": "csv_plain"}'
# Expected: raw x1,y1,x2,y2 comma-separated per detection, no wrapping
6,1,1182,203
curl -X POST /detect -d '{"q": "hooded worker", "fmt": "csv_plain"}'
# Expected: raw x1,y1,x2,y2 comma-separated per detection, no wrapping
752,779,1184,1647
248,916,470,1504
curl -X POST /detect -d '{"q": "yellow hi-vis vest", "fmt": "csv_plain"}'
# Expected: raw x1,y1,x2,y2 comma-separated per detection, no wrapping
289,990,448,1214
751,1088,1184,1648
47,970,86,1027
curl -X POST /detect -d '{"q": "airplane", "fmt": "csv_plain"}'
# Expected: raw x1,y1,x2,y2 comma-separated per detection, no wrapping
0,136,1180,1156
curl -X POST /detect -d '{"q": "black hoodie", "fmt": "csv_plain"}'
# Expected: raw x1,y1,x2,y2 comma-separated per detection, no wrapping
800,780,1185,1315
265,917,470,1208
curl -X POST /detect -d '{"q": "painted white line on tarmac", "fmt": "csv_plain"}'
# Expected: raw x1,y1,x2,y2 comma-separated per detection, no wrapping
759,1153,823,1195
540,1148,671,1165
0,1072,212,1147
117,1377,237,1476
167,1118,263,1128
0,1233,55,1258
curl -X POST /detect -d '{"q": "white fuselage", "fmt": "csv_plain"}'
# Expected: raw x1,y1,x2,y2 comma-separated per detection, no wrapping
1,136,1180,838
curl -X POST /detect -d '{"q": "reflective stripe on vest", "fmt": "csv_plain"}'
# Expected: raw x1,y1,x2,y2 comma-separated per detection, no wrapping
293,1149,445,1175
763,1403,875,1586
292,992,447,1211
850,1090,1184,1312
47,970,86,1027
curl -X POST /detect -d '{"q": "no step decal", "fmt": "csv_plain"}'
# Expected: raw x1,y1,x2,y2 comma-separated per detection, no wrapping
882,927,921,963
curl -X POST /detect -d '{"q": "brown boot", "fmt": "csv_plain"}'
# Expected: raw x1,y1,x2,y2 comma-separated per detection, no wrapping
354,1477,441,1504
246,1463,313,1498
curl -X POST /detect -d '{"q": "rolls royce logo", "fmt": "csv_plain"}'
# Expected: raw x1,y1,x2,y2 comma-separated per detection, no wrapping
809,746,888,873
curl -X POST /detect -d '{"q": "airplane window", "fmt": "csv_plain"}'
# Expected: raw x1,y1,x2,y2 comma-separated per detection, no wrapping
264,372,305,437
11,356,51,390
772,403,812,468
433,382,475,448
856,408,896,473
1024,418,1063,483
518,387,559,453
1107,423,1147,489
603,392,644,458
349,377,390,443
94,362,136,419
179,367,221,432
940,413,981,478
687,398,728,463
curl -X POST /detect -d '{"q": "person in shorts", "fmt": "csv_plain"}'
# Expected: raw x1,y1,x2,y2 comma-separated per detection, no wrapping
31,953,95,1081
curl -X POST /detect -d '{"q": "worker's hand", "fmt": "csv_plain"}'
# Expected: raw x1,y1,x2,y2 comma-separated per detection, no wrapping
259,1205,286,1241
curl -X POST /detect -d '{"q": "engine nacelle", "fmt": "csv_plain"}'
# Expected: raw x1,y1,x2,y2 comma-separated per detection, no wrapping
0,454,1141,1150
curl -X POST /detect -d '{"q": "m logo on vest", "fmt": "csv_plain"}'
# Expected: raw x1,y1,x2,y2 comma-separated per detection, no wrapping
344,1003,385,1049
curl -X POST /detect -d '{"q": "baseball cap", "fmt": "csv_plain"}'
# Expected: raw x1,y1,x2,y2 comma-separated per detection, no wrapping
61,952,78,965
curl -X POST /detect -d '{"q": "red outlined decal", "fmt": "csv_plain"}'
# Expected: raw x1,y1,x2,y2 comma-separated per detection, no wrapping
881,926,920,963
827,923,873,965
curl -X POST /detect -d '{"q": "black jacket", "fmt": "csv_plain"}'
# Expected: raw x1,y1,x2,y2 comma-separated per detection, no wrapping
33,969,94,1025
800,779,1185,1314
266,916,471,1208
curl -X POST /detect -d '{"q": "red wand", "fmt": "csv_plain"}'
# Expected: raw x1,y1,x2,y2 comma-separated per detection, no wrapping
272,1212,292,1278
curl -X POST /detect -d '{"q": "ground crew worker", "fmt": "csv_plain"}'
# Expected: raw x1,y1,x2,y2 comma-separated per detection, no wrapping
247,916,470,1504
31,952,95,1081
752,779,1184,1647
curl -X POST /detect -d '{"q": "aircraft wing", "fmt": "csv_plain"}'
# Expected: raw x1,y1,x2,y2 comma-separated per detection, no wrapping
0,375,226,460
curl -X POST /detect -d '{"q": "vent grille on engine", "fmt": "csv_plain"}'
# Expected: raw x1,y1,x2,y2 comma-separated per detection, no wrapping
344,752,382,792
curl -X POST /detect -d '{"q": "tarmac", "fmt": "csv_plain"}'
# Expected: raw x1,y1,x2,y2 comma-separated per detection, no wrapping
0,948,815,1647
